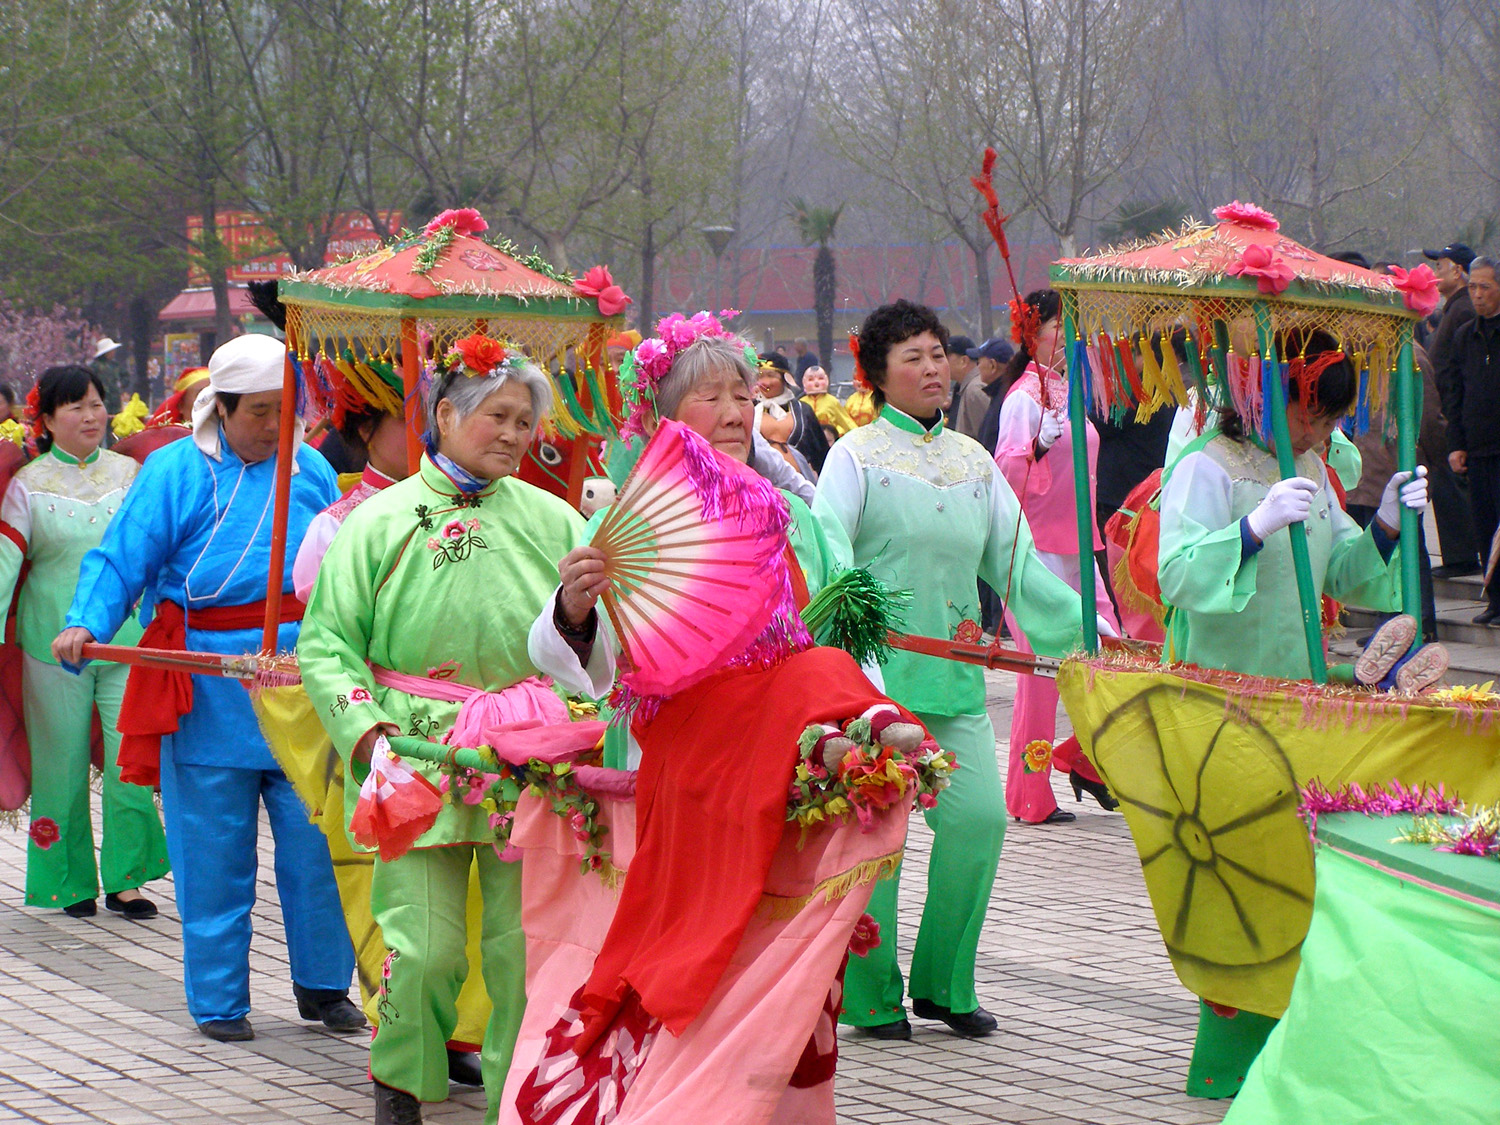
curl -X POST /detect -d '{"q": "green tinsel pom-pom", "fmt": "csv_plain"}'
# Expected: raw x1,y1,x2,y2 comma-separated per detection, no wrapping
800,567,912,667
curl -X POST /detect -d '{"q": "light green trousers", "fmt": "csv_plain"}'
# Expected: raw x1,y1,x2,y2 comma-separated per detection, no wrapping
23,655,168,908
370,843,525,1122
841,709,1005,1024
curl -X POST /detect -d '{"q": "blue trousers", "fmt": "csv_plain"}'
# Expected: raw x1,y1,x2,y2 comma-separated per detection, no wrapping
159,753,355,1023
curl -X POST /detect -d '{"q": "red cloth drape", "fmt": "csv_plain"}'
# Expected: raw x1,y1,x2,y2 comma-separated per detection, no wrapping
115,599,303,786
574,646,910,1054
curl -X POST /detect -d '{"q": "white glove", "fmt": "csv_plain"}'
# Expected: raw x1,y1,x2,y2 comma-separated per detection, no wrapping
1377,466,1429,529
1095,614,1119,639
1245,477,1319,542
1036,409,1066,451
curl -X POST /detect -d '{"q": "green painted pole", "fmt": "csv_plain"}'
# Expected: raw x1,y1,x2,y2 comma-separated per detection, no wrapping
1061,297,1099,653
389,735,497,772
1394,335,1421,639
1255,304,1327,683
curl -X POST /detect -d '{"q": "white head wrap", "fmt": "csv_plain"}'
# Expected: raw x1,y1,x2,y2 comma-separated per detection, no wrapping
192,334,303,460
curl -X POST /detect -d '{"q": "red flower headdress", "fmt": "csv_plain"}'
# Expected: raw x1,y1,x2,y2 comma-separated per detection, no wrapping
24,384,44,439
848,332,870,391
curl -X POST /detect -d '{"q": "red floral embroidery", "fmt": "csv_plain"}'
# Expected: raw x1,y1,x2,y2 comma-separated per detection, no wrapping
28,817,60,850
349,687,373,704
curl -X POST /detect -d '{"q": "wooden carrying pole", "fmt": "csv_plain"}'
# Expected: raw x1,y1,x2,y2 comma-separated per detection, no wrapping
261,334,300,654
1254,303,1327,683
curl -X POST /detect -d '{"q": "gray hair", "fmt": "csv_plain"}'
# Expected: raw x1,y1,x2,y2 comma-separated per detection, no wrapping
1470,256,1497,277
653,335,755,421
424,359,553,447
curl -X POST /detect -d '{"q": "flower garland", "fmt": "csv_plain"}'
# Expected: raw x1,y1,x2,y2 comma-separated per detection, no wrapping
789,704,958,834
1298,778,1461,834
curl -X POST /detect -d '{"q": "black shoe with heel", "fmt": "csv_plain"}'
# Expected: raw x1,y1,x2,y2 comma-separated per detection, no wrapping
294,985,368,1032
1069,774,1120,811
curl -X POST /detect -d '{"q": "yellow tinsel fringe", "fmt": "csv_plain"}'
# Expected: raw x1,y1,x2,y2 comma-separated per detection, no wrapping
756,848,904,921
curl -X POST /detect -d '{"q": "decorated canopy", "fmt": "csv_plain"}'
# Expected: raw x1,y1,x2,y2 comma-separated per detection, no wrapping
278,207,627,382
1049,202,1438,427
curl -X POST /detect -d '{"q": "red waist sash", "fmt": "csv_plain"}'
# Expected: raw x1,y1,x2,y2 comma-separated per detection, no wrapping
116,599,303,786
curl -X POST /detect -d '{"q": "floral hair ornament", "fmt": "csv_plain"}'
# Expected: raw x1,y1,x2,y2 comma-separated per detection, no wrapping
1008,296,1041,354
848,332,870,391
617,309,747,441
442,333,520,378
24,384,43,439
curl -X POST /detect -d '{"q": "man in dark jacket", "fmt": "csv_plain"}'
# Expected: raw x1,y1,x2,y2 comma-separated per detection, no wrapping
1424,243,1482,576
1439,256,1500,623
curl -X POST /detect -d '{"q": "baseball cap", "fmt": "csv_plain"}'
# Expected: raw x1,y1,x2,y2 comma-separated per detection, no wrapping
967,338,1014,363
1422,243,1477,271
946,334,977,356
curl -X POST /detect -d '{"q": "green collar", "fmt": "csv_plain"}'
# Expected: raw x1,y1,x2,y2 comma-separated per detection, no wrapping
879,404,945,438
49,444,102,467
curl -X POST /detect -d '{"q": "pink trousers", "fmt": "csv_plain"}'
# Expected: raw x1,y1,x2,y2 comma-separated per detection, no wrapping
1003,557,1117,823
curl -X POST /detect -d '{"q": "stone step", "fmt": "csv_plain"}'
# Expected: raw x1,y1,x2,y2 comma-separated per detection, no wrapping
1432,570,1486,603
1343,596,1500,648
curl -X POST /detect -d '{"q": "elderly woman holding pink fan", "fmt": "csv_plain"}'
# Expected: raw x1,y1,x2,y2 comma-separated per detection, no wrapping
511,311,933,1125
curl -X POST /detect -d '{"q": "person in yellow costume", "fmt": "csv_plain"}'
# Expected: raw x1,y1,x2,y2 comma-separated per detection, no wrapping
800,365,857,440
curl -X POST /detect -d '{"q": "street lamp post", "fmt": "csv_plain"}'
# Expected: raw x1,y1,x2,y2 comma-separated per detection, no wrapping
701,225,735,313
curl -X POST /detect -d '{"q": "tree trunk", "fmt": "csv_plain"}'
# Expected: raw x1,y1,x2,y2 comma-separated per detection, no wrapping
814,245,835,370
973,241,993,340
640,218,656,332
128,296,152,399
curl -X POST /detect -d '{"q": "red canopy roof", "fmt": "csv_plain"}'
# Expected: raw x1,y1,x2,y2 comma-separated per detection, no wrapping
158,286,258,323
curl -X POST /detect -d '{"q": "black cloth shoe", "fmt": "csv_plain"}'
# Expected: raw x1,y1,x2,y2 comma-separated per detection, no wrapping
1018,808,1076,825
105,892,158,920
1433,563,1481,578
294,985,368,1032
911,998,999,1037
63,898,97,918
198,1017,254,1042
374,1080,423,1125
860,1016,912,1040
1473,607,1500,626
447,1048,483,1086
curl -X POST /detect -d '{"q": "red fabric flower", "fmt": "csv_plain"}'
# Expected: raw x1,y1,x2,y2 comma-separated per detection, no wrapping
424,208,489,237
442,519,468,539
849,913,881,958
1388,264,1441,317
349,687,373,704
453,334,507,375
1226,244,1295,295
28,817,60,851
1212,200,1280,231
574,265,632,317
24,384,44,439
954,619,983,644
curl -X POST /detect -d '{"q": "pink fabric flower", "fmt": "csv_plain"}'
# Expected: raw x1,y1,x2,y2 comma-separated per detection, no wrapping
1213,200,1280,231
443,519,467,539
1388,264,1441,317
1226,244,1295,295
349,687,373,704
466,517,480,530
574,265,632,316
427,537,441,550
424,208,488,237
917,792,938,809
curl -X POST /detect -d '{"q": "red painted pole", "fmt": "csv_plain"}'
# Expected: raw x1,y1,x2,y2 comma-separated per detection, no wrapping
261,333,299,653
401,317,422,474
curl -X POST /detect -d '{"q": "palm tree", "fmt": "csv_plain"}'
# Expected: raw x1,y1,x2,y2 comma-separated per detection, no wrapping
789,198,844,376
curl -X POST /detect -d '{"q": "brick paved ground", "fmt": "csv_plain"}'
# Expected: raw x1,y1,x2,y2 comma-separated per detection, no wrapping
0,671,1229,1124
